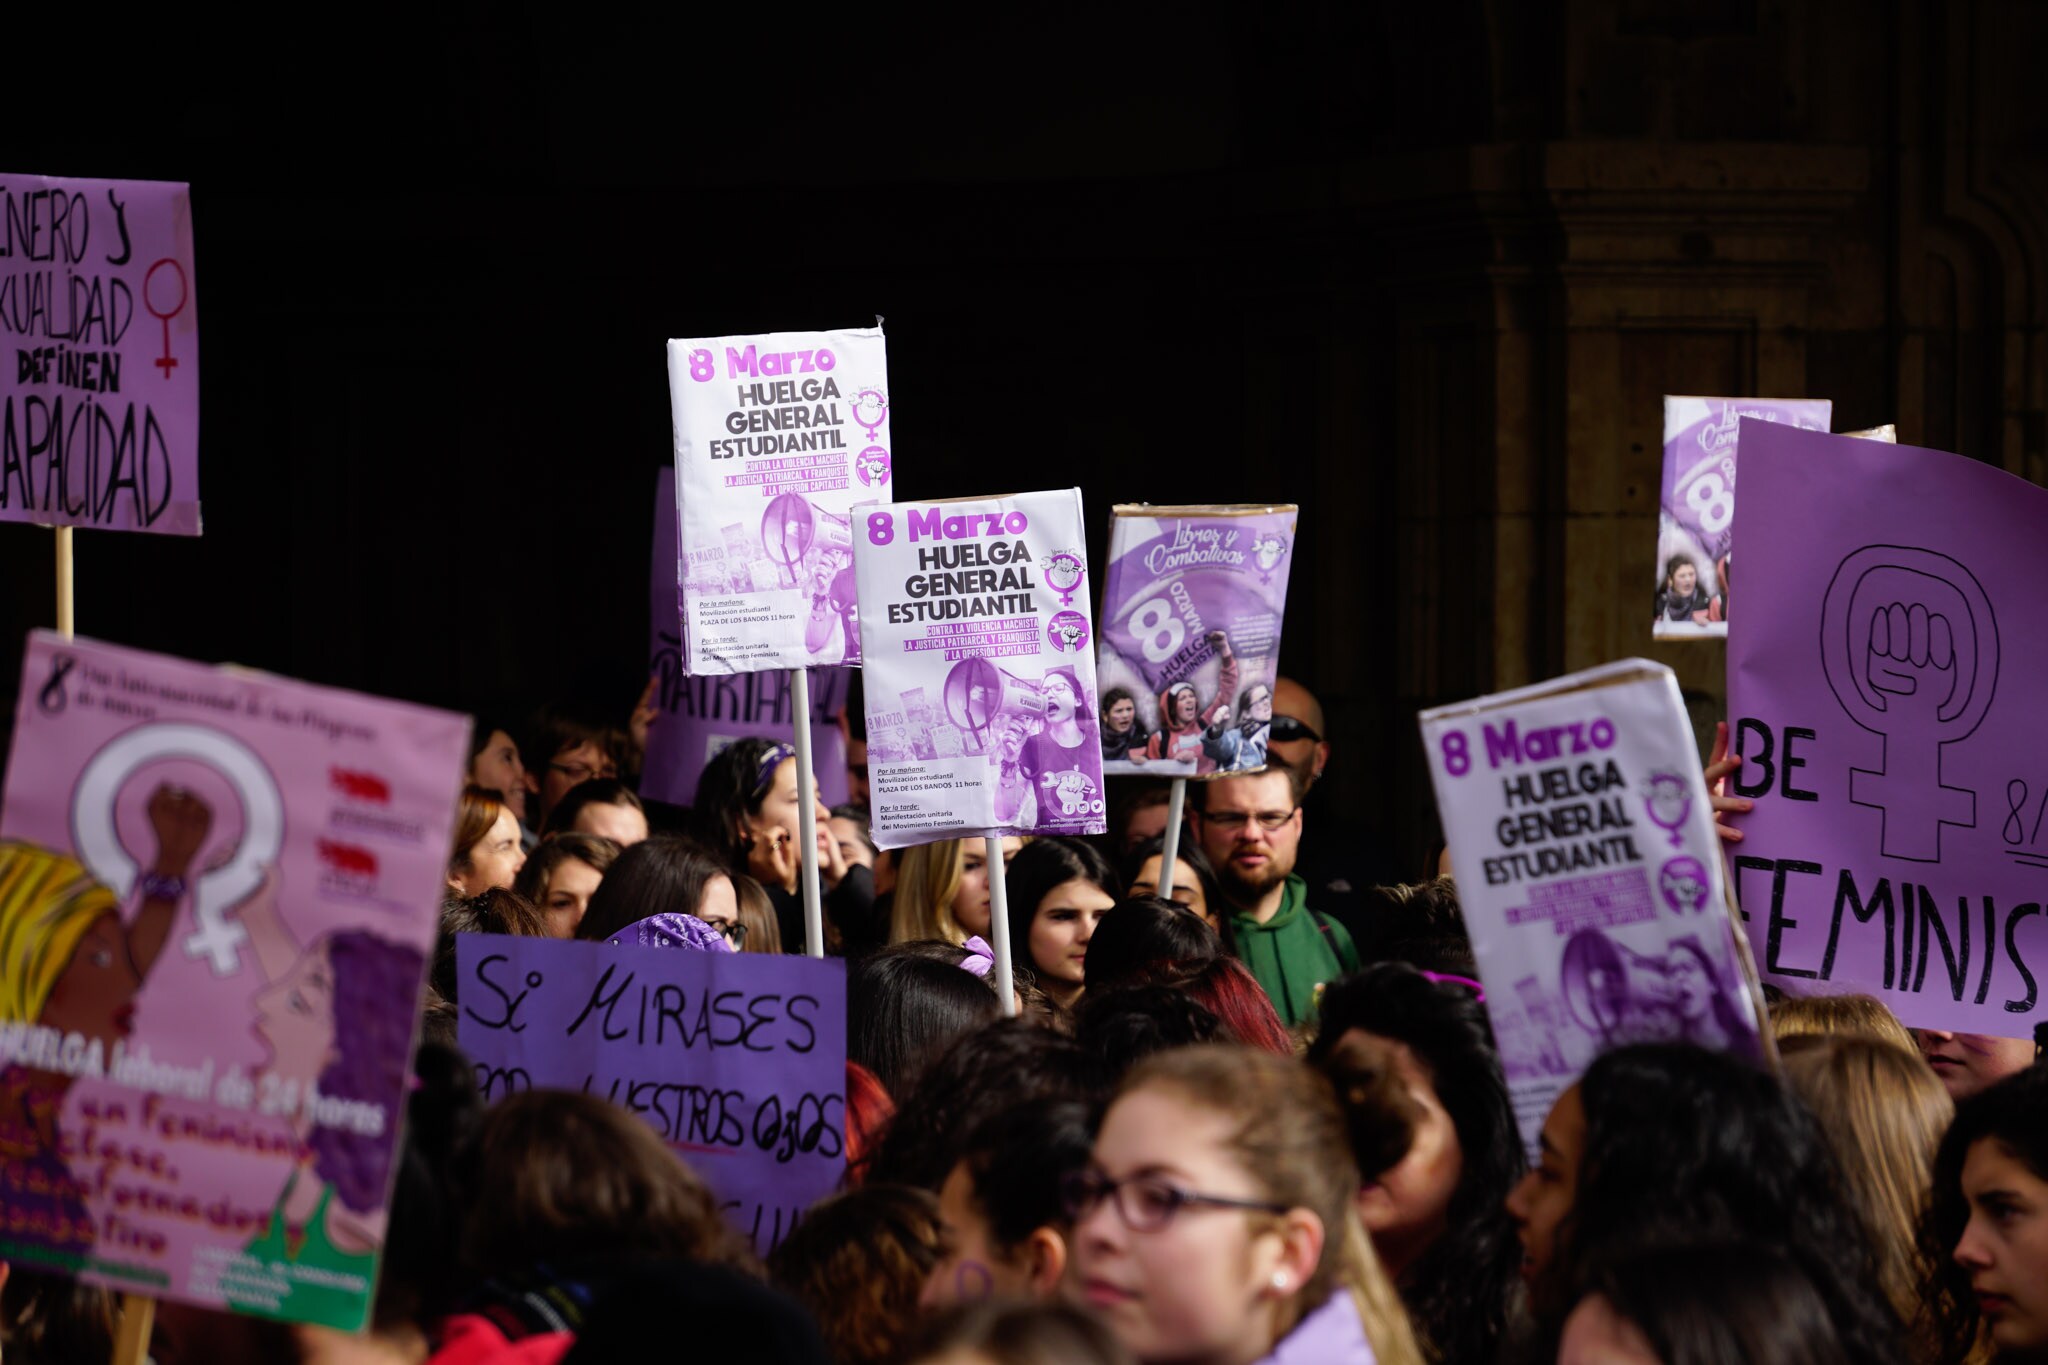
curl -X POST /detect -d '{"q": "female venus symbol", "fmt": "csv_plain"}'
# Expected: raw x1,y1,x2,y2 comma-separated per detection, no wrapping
144,258,188,378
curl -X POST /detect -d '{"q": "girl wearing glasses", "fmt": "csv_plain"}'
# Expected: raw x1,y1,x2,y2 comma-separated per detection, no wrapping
1068,1045,1424,1365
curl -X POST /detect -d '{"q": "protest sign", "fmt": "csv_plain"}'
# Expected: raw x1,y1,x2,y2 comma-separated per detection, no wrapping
1094,504,1296,778
1654,396,1830,639
851,489,1106,849
454,935,846,1256
1,176,201,535
1726,421,2048,1038
666,327,890,675
0,632,466,1330
1422,660,1764,1148
644,467,850,807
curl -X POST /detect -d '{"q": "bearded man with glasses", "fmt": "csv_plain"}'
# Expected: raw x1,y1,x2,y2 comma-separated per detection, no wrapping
1191,765,1358,1027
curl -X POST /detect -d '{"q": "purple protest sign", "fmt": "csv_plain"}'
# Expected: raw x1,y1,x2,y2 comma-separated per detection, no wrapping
1422,661,1765,1150
1726,421,2048,1038
1095,505,1296,778
0,176,201,535
851,489,1106,849
455,935,846,1256
643,467,850,807
0,632,468,1329
1653,396,1829,640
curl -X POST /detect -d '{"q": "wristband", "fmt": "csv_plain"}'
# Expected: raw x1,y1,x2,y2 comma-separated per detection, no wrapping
138,872,188,901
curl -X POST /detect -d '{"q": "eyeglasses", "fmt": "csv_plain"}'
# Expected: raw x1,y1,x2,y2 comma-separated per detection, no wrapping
549,760,617,784
1200,808,1298,833
1267,717,1321,744
711,920,749,948
1060,1169,1290,1232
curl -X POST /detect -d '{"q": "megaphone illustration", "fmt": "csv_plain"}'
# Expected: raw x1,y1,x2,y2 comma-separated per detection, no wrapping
1559,930,1676,1043
943,657,1044,743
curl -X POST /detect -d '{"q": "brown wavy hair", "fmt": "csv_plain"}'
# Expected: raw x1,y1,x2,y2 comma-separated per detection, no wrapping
768,1185,946,1365
449,783,508,876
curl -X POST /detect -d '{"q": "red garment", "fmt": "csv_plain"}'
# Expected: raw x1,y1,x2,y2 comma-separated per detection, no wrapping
1144,655,1237,774
425,1315,574,1365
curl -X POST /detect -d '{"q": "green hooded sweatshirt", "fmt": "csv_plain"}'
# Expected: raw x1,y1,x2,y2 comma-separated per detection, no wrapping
1230,874,1359,1028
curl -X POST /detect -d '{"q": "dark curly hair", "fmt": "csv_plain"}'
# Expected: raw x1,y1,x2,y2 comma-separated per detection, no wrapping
309,930,427,1215
1309,963,1522,1364
691,736,792,877
1921,1064,2048,1364
1562,1044,1908,1365
1082,895,1222,991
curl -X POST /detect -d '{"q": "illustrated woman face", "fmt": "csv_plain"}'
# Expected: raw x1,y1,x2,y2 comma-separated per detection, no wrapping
1645,775,1690,828
1044,674,1078,724
1245,687,1273,723
1073,1085,1312,1365
1666,947,1710,1023
37,913,141,1046
254,938,339,1081
1108,697,1136,734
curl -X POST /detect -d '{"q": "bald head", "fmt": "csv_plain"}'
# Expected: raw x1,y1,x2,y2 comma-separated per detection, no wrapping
1270,675,1331,788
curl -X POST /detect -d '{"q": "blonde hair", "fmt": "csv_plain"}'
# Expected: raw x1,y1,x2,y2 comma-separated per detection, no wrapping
0,842,118,1024
1770,991,1916,1052
891,840,969,945
1780,1035,1952,1356
1121,1046,1424,1365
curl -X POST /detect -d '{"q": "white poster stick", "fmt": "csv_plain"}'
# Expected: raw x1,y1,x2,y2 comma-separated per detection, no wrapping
1156,777,1187,899
56,526,75,639
986,835,1017,1016
791,667,825,958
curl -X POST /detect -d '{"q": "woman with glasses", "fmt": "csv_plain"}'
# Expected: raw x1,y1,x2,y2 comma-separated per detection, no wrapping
1308,964,1526,1364
574,835,737,949
1067,1044,1424,1365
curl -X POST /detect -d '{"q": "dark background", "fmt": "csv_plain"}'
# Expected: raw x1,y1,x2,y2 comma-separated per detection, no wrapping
3,1,2043,872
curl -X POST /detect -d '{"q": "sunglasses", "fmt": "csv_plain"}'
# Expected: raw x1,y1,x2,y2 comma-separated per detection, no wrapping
1268,716,1321,744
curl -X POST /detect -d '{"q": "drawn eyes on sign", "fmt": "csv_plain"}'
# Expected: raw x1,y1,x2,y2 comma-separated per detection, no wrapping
1866,601,1957,702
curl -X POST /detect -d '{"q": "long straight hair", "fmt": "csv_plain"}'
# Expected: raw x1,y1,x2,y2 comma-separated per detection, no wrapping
892,839,969,944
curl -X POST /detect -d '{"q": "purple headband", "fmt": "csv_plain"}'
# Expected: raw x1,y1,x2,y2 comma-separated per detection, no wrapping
1418,969,1485,1003
608,912,736,953
958,936,995,978
751,742,798,800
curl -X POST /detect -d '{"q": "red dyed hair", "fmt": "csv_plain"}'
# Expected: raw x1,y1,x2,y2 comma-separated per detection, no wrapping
844,1060,895,1185
1180,956,1292,1054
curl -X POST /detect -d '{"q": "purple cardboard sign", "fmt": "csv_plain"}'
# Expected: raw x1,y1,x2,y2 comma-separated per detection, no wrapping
0,176,202,535
455,935,846,1257
1095,505,1296,778
0,632,469,1329
1654,397,1830,640
642,467,850,807
1727,421,2048,1037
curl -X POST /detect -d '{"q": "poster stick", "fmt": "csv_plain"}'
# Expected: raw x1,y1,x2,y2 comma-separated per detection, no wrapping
791,668,825,959
986,836,1017,1016
1156,778,1187,899
111,1293,154,1365
55,526,75,639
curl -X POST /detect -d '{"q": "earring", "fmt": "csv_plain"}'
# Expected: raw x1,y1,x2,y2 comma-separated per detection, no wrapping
1271,1272,1289,1292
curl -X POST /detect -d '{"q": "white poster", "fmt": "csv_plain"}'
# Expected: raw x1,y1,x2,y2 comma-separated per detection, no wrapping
851,489,1106,850
1420,661,1765,1151
667,327,893,674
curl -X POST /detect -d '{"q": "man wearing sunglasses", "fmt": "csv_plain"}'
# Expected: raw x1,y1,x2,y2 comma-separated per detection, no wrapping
1267,677,1399,955
1191,765,1358,1027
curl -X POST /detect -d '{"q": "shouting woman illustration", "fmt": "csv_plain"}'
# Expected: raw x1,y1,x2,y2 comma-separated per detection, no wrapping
219,866,423,1326
0,785,211,1257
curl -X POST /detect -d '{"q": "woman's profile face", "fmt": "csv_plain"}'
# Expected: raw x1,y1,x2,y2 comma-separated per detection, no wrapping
1504,1084,1585,1294
37,912,140,1044
454,808,526,897
952,843,995,937
254,938,338,1080
1028,877,1115,986
1109,697,1136,732
1246,688,1273,723
746,757,833,867
1954,1137,2048,1353
1073,1085,1297,1364
1339,1032,1463,1274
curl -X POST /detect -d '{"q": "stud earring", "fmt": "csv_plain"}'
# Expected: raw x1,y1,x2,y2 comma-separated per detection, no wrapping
1271,1272,1289,1292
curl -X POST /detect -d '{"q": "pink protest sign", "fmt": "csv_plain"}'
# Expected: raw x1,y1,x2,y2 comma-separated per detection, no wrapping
0,632,468,1329
1727,422,2048,1038
643,466,850,807
1,176,201,534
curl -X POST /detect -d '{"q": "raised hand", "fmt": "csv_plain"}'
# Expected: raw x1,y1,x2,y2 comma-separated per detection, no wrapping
1704,721,1752,844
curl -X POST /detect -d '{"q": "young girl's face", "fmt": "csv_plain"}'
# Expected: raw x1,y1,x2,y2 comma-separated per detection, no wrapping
1670,564,1697,596
952,843,996,936
1108,697,1136,733
746,758,833,866
1072,1086,1296,1364
540,857,604,938
1954,1137,2048,1353
1028,877,1115,987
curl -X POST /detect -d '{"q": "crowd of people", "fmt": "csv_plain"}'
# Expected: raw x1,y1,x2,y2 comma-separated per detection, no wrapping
3,676,2045,1365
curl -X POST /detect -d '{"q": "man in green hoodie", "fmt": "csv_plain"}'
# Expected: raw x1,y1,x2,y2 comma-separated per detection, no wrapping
1192,764,1358,1027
